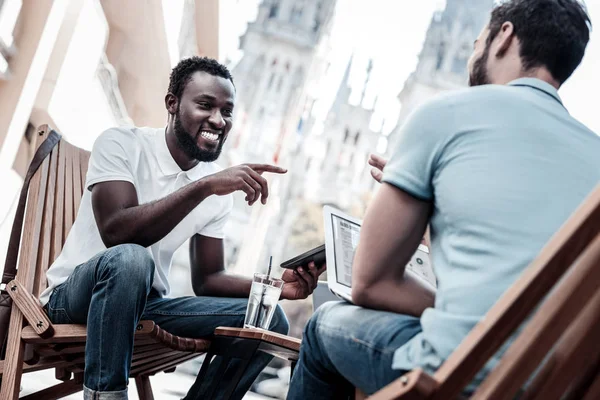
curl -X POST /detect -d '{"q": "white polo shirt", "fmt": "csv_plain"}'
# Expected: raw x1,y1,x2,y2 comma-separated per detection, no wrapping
40,126,233,305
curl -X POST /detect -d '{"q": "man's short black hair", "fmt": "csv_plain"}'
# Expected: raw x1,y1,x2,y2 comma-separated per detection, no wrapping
488,0,591,84
168,56,234,100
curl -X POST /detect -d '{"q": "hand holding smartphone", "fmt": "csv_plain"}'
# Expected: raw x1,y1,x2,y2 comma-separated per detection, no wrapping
280,244,326,270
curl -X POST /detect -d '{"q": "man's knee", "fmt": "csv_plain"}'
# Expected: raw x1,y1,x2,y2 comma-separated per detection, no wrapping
99,244,154,287
304,301,349,337
270,304,290,335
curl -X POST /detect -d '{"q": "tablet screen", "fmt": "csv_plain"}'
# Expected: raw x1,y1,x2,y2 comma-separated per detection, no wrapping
331,214,361,288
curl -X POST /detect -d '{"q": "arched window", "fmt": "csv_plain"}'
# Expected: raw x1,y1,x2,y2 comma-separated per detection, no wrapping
313,0,322,32
267,72,276,89
268,0,279,18
436,41,446,71
290,4,303,24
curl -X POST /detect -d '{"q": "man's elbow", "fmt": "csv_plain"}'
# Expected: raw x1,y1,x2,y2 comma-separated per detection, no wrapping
98,224,149,248
352,282,374,308
192,278,217,297
99,229,120,249
192,283,209,297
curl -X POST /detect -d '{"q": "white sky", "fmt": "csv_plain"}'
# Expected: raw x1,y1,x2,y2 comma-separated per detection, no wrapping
163,0,600,134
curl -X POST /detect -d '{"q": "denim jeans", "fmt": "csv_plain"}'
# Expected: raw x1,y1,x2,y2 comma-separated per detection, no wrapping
286,301,422,399
45,244,289,400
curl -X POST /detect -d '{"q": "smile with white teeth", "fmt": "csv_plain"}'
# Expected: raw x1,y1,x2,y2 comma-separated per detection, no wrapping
200,131,219,142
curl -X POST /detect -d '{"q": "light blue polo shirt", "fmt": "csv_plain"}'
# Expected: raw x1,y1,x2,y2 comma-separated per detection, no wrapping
384,78,600,386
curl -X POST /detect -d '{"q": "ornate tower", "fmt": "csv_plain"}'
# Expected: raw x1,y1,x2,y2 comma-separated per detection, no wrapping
224,0,337,274
302,56,384,212
227,0,336,163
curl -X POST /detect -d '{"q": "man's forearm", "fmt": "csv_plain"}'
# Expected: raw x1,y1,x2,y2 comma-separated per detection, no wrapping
352,274,435,317
194,272,253,298
100,179,212,248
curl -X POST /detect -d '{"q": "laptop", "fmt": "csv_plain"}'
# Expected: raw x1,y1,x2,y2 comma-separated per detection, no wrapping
323,205,437,303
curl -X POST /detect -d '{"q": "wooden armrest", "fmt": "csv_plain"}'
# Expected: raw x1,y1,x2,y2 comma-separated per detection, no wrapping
7,280,54,338
214,327,301,352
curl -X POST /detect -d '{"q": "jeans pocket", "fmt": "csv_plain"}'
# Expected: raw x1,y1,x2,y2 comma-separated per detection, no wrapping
47,285,75,324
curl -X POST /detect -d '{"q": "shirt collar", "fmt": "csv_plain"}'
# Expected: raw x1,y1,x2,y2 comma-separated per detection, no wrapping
154,128,206,180
507,78,563,104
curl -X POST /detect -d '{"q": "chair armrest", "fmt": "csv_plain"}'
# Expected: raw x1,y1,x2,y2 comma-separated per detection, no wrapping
214,327,301,352
7,279,54,338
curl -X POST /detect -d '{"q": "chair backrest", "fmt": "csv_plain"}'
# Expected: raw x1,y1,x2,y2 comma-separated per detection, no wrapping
429,184,600,399
15,125,89,299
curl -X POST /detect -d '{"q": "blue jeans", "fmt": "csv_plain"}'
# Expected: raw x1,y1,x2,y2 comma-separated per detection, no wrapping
287,301,422,399
45,244,289,400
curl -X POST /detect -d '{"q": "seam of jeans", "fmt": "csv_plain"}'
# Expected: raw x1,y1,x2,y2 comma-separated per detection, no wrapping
98,280,107,390
49,308,75,324
350,336,397,356
143,311,246,317
317,323,398,356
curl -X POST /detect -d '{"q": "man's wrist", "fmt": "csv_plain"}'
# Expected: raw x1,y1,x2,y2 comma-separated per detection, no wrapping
194,176,213,200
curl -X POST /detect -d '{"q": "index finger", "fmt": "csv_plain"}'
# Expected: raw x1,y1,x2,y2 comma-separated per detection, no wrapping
248,164,288,174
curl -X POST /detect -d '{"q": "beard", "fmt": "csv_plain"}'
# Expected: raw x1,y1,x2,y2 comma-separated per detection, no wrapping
173,108,225,163
469,43,491,87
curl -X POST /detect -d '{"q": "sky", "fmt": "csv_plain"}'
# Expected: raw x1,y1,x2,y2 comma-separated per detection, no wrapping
162,0,600,135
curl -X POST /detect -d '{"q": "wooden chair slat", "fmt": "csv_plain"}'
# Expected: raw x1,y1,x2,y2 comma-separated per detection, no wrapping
430,185,600,399
132,346,176,361
520,288,600,400
130,353,200,377
471,234,600,399
63,142,74,239
34,143,59,297
561,361,600,400
131,350,186,368
51,140,66,260
71,147,82,218
79,150,89,192
583,367,600,400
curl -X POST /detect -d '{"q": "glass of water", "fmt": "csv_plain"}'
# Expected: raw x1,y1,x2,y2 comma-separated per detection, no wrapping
244,273,284,330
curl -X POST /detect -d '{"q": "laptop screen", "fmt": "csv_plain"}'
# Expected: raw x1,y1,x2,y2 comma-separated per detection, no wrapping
331,214,361,288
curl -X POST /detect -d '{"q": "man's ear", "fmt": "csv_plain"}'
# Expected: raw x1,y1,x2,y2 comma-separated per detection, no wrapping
494,21,515,58
165,93,178,115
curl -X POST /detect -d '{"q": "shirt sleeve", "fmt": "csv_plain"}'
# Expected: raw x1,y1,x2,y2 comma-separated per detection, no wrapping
85,128,136,191
198,194,234,239
382,98,454,201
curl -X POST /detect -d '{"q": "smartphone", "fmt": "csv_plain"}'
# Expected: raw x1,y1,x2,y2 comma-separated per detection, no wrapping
280,244,326,269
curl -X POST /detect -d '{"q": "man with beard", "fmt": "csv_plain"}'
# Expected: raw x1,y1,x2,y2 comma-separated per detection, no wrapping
39,57,324,400
286,0,600,398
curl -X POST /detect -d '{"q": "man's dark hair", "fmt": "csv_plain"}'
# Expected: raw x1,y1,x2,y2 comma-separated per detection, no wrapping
168,56,234,100
488,0,591,84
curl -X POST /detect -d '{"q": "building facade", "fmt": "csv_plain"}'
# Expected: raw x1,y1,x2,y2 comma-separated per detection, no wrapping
391,0,495,140
218,0,337,274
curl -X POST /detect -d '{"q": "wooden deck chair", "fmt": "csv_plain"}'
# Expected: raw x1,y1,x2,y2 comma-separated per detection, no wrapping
0,125,212,399
214,182,600,400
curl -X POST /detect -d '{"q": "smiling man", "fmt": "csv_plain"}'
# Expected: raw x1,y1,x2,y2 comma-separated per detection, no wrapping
39,57,324,400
